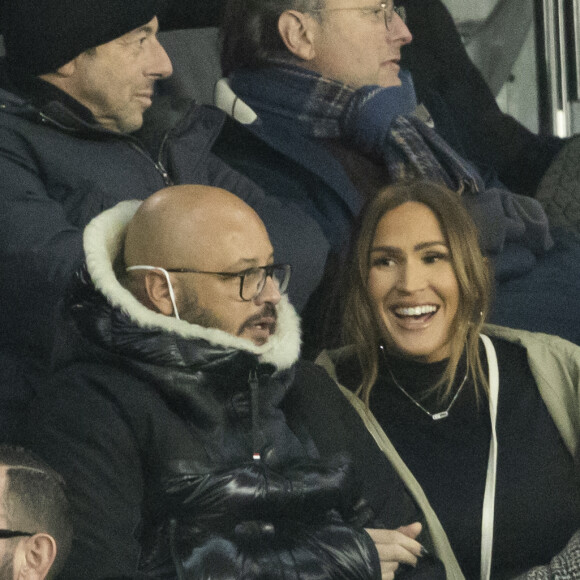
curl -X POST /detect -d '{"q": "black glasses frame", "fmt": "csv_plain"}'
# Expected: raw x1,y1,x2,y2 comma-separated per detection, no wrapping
165,264,292,301
0,529,34,539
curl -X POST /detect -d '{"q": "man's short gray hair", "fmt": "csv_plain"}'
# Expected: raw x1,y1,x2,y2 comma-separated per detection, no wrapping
0,445,72,579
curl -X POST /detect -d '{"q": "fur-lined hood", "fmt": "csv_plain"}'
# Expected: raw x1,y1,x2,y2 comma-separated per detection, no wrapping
80,199,301,371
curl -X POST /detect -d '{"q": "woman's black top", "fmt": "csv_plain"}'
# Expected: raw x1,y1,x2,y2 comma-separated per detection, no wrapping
337,337,580,579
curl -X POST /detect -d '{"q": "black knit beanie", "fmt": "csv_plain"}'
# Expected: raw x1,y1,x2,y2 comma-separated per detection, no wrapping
1,0,165,75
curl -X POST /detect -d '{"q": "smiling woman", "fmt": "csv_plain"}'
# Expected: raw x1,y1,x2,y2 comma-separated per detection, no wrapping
367,200,460,364
341,181,491,404
317,181,580,579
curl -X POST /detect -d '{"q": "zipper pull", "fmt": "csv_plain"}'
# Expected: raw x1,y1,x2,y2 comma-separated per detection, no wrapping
156,162,172,186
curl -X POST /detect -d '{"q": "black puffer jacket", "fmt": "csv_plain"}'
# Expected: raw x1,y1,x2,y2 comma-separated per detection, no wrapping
56,273,378,579
26,201,423,579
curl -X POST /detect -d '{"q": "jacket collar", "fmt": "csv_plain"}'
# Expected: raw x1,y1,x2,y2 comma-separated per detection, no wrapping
0,61,102,126
8,70,97,121
215,77,366,220
82,200,302,371
0,61,140,138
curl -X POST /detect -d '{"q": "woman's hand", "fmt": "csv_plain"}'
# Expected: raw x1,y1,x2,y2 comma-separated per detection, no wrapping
365,522,425,580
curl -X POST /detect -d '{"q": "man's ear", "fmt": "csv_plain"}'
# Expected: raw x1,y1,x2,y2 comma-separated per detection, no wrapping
55,59,77,78
144,270,177,317
278,10,317,61
17,533,57,580
38,58,76,83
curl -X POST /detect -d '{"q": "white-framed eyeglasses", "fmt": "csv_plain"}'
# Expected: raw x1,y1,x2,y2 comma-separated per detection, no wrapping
309,2,407,29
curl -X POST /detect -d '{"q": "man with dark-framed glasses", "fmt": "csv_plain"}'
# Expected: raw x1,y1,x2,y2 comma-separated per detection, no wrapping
125,262,291,343
25,184,441,579
0,445,71,580
119,187,292,347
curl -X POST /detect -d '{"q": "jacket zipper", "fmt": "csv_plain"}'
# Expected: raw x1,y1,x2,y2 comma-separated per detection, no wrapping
248,369,261,462
156,132,173,186
128,140,173,186
168,518,186,580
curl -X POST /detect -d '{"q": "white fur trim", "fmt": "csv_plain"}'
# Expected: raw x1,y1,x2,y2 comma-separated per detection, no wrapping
83,201,301,370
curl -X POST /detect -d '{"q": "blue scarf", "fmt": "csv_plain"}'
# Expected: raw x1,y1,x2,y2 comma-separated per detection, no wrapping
230,64,553,276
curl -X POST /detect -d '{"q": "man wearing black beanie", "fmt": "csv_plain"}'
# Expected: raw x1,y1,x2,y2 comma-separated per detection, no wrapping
3,0,173,133
0,0,329,447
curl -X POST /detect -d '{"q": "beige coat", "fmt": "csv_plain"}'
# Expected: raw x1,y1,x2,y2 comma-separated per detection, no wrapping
316,324,580,579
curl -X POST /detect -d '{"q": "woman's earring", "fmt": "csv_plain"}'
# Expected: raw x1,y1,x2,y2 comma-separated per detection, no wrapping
469,311,484,326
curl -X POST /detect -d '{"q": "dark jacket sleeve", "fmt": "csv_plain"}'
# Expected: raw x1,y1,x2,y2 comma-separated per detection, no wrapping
23,368,146,579
0,119,83,433
400,0,564,196
0,124,84,359
286,363,428,537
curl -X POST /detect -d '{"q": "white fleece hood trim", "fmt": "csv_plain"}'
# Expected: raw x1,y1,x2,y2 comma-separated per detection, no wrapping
83,200,302,370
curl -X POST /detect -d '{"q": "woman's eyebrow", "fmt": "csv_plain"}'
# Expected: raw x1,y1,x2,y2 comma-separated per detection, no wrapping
370,245,402,254
370,241,447,253
414,241,448,251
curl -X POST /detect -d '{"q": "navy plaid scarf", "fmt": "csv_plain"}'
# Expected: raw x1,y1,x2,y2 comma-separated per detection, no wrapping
231,63,481,194
230,64,552,264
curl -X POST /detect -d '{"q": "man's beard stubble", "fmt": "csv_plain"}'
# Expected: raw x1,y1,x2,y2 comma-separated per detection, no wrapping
237,302,277,336
179,293,277,338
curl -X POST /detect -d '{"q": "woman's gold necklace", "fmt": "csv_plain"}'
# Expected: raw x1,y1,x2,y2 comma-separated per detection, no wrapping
380,345,469,421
